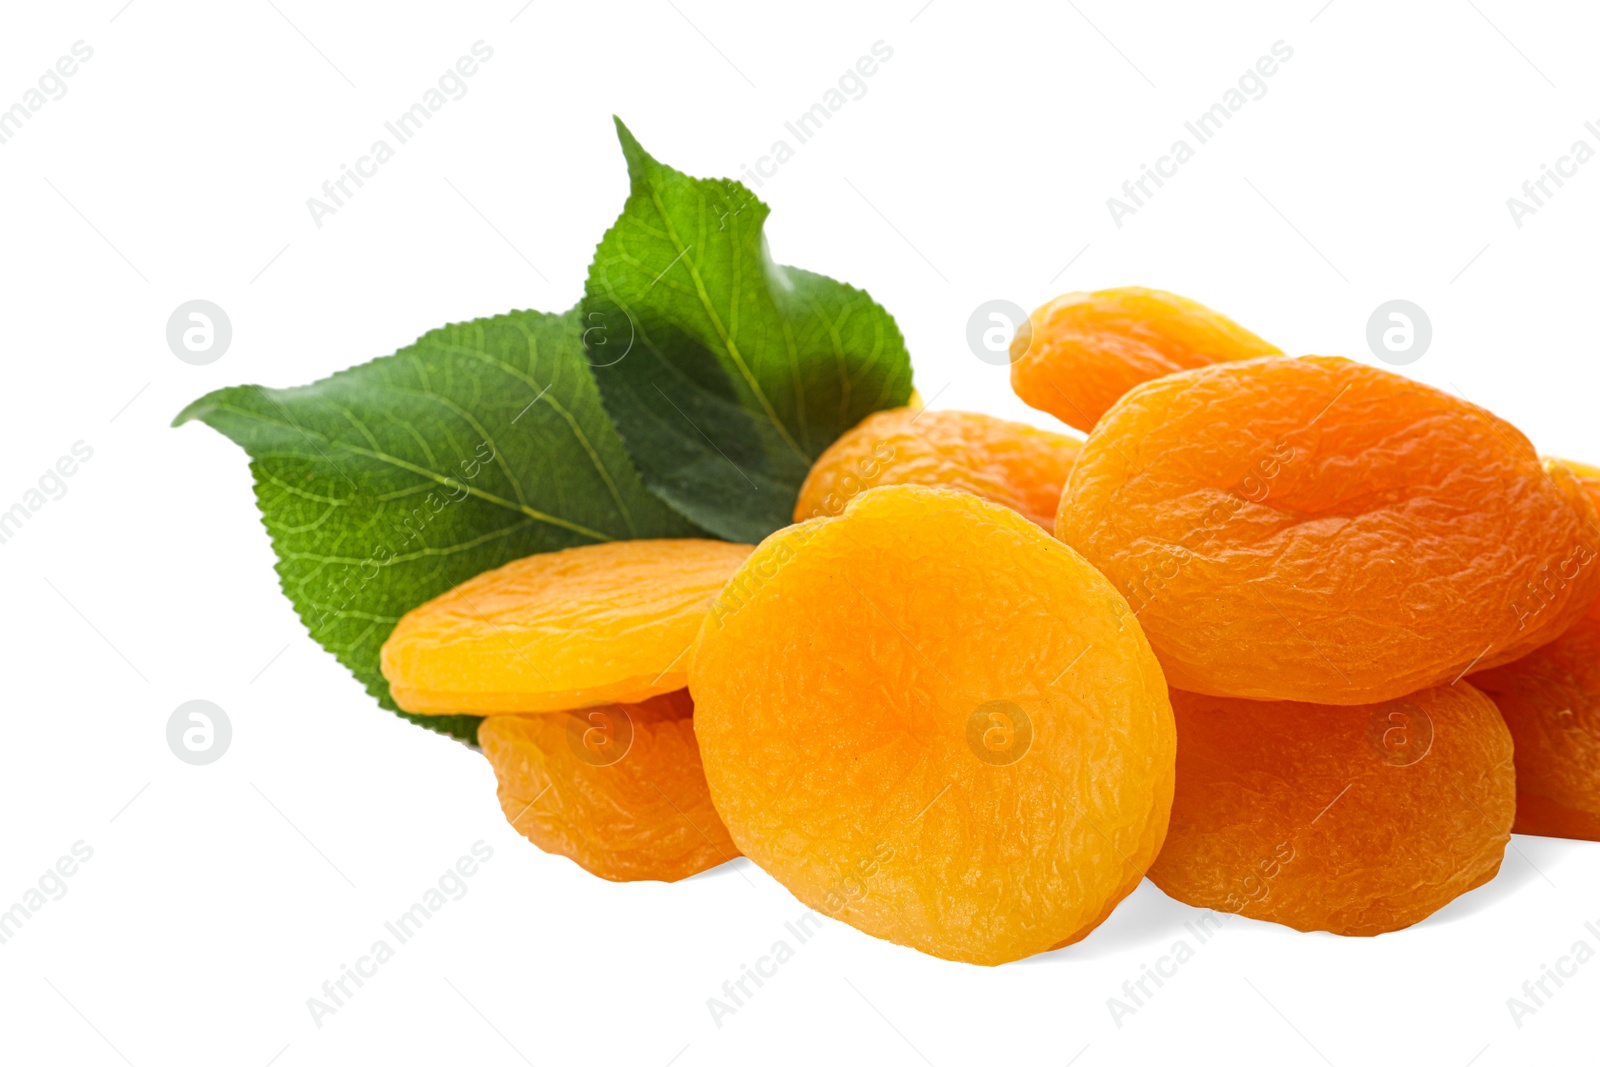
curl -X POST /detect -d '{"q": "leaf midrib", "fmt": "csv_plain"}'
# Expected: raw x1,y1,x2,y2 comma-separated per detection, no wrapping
212,401,614,543
640,175,810,464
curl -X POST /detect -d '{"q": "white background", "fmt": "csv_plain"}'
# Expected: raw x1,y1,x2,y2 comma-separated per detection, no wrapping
2,1,1598,1064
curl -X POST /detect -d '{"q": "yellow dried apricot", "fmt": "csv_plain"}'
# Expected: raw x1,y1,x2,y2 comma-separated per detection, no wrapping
479,690,739,881
1148,684,1514,935
691,485,1175,965
1056,356,1600,704
792,407,1082,529
1011,287,1280,432
1469,458,1600,841
382,539,752,714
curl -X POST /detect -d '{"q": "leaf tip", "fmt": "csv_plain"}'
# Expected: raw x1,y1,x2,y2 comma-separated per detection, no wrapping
172,392,219,429
612,116,655,179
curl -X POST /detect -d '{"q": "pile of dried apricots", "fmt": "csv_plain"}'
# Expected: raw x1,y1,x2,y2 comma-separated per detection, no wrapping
380,287,1600,966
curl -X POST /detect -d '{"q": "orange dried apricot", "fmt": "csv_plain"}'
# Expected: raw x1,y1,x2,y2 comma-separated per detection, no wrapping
479,690,739,881
1555,456,1600,504
1056,355,1600,704
1473,616,1600,841
382,539,753,714
691,485,1175,965
792,407,1082,529
1011,287,1280,432
1148,683,1514,935
1469,458,1600,841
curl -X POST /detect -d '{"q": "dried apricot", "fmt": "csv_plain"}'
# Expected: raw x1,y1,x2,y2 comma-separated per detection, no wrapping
1011,287,1280,432
1056,356,1600,704
382,539,753,714
1469,458,1600,841
691,484,1175,965
479,690,739,881
793,407,1082,529
1148,683,1514,935
1473,617,1600,841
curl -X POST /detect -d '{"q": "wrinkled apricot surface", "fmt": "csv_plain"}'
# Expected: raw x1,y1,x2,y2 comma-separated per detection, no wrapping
793,407,1082,529
1148,684,1513,935
382,539,753,714
1011,287,1280,432
479,690,739,881
1470,458,1600,841
1474,617,1600,840
1057,356,1600,704
692,485,1175,965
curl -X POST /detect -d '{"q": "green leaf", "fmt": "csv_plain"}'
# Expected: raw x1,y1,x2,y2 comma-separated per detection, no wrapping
583,118,914,542
174,307,703,743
